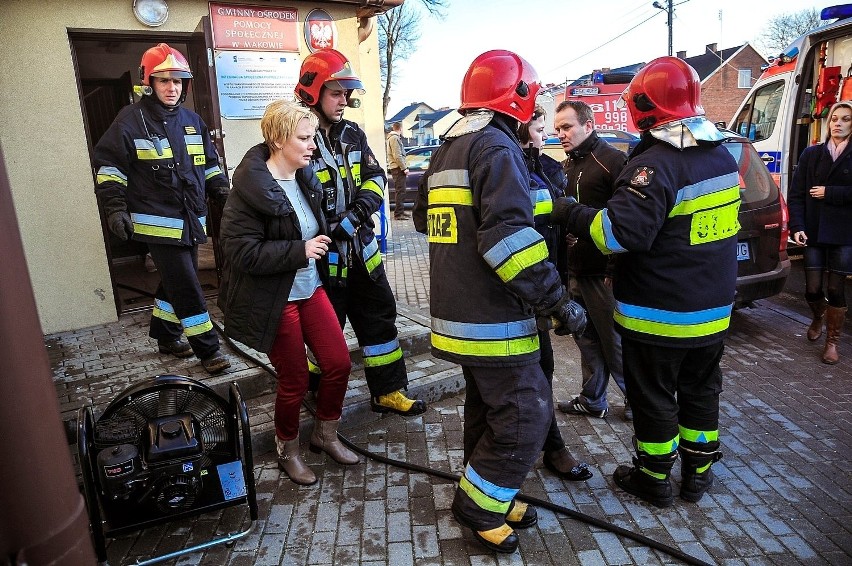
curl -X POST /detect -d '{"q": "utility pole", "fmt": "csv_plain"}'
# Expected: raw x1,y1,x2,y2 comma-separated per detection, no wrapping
652,1,674,56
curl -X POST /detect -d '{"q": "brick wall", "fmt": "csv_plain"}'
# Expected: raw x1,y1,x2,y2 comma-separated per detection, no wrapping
701,46,767,124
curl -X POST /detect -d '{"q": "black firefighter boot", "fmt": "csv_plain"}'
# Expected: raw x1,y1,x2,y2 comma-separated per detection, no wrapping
613,439,678,508
678,441,723,503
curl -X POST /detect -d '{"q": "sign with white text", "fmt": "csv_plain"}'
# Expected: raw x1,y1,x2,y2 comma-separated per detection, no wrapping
210,2,298,52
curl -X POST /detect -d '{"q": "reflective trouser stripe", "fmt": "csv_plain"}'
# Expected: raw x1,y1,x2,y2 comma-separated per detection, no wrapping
152,298,181,324
459,464,516,515
362,339,403,368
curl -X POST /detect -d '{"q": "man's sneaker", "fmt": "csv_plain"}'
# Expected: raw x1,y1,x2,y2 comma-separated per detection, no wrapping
371,390,427,416
201,352,231,374
157,339,193,358
558,397,608,418
623,401,634,422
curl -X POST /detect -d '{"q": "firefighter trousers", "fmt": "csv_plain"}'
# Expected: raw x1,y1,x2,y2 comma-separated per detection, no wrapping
453,364,551,531
326,259,407,397
621,337,724,447
147,243,219,360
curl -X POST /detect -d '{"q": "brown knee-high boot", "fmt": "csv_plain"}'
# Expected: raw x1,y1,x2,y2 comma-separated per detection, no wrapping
807,298,828,341
822,306,847,365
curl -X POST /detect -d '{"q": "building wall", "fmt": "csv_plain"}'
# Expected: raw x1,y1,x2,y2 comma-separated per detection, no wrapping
0,0,386,334
701,46,767,124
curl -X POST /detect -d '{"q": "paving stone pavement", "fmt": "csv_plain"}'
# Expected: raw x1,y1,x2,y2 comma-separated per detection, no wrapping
48,219,852,565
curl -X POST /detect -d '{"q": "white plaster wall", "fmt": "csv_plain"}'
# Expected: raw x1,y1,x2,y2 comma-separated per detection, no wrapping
0,0,387,334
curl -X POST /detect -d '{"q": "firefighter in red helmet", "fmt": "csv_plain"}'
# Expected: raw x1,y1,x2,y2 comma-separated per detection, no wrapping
551,56,740,507
294,48,427,417
93,43,231,374
413,50,586,553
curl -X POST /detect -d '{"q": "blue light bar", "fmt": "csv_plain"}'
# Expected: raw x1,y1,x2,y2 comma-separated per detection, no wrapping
821,4,852,20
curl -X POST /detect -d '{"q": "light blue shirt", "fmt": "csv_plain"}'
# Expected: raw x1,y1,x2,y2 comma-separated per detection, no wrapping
278,179,322,301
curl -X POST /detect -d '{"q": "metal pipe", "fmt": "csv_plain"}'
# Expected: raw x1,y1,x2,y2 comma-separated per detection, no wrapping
0,143,96,564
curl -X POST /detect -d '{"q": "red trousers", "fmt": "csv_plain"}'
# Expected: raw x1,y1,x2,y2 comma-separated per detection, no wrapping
268,287,351,440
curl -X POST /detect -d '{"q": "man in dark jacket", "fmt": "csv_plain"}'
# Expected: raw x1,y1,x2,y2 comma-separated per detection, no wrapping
552,57,740,507
553,101,630,421
414,50,586,553
295,48,426,416
94,43,230,374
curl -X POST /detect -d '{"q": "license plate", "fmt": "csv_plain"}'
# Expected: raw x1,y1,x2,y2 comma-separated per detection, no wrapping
736,242,750,261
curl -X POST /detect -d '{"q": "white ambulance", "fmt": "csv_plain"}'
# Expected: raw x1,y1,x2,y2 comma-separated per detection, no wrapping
730,4,852,198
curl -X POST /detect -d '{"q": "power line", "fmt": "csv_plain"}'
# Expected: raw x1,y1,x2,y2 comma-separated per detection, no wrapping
544,9,664,75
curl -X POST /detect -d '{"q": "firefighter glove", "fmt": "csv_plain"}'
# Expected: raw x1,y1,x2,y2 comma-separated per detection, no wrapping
107,211,134,241
550,196,578,224
332,210,360,241
537,293,587,337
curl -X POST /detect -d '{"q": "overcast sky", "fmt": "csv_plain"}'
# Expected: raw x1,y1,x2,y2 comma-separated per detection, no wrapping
385,0,832,117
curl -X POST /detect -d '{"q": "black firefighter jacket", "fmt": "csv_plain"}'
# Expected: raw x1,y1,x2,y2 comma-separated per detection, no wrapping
94,95,228,246
217,143,328,353
413,114,565,368
559,135,740,348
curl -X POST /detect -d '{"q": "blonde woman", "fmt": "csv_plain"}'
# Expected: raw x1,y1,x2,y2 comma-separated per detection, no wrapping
789,101,852,364
218,100,357,485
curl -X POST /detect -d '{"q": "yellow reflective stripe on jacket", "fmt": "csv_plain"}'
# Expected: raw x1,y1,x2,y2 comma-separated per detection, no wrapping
668,174,739,217
531,188,553,216
362,237,382,273
130,212,184,240
678,426,718,443
429,188,473,206
430,316,540,357
96,166,128,187
134,138,174,160
360,178,384,198
589,209,628,255
184,134,204,155
205,166,222,180
614,300,732,339
483,227,549,283
316,169,332,183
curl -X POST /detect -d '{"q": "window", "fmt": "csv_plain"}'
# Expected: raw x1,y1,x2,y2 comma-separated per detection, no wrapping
738,69,752,88
732,79,784,142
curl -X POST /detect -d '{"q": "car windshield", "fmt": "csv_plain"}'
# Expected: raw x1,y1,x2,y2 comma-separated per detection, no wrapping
722,139,777,209
406,150,431,170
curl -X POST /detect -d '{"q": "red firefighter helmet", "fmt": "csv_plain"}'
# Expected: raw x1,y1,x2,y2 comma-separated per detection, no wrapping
139,43,193,86
294,48,365,106
459,50,541,123
622,56,704,131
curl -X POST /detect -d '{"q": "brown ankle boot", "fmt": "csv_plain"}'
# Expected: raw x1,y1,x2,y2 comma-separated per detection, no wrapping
822,306,847,365
309,418,359,464
807,298,828,341
276,436,317,485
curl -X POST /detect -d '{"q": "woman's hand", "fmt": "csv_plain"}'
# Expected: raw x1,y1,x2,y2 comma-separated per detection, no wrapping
792,231,808,246
305,235,332,260
810,185,826,199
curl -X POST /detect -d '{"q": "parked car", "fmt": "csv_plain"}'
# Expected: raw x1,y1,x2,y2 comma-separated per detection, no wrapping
721,129,791,307
387,146,437,210
541,129,640,161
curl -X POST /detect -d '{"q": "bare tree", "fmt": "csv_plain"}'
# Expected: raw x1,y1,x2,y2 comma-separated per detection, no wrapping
757,8,822,57
378,0,448,119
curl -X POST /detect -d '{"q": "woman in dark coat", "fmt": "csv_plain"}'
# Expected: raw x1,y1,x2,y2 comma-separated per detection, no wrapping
518,105,592,482
789,100,852,364
218,100,356,485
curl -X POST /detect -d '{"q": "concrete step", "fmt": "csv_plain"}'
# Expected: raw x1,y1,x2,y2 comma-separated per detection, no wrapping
245,350,464,457
59,302,437,445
